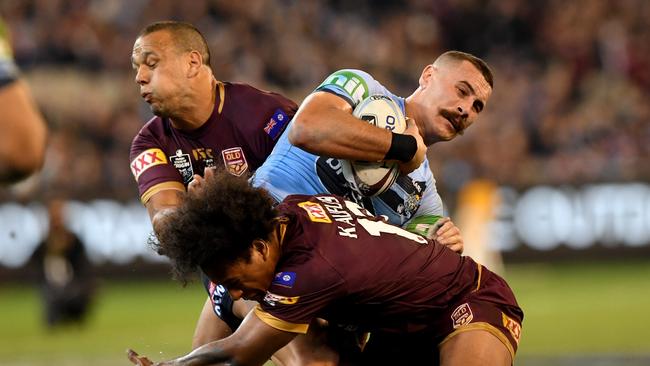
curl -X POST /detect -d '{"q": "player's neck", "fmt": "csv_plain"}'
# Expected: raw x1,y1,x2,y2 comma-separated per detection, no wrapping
169,78,217,131
404,97,427,143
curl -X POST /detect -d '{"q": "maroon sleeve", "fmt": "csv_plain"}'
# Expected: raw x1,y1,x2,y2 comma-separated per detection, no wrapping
129,121,185,204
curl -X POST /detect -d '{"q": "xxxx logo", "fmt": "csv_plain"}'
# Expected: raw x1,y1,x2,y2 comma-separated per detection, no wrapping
130,148,167,180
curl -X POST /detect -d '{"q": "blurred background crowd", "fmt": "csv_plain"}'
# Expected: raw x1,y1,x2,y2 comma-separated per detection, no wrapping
1,0,648,204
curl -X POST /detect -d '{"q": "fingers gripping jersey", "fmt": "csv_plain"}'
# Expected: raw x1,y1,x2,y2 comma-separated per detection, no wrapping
0,18,19,88
129,82,297,204
251,69,443,227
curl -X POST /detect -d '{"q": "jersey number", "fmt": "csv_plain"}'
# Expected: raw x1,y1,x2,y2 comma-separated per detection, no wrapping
344,201,427,244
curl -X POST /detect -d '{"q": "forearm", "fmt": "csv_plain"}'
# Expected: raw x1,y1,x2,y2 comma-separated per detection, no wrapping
289,93,392,161
169,345,233,366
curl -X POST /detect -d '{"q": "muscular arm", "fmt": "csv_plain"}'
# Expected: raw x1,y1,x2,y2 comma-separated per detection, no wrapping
145,189,184,235
0,80,47,183
289,92,392,161
289,92,425,173
192,298,234,349
171,309,297,366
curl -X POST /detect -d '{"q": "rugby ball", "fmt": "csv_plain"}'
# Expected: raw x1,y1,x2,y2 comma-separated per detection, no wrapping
341,95,407,197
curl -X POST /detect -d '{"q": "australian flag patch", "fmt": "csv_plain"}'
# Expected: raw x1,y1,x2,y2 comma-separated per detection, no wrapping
264,109,290,140
272,271,296,288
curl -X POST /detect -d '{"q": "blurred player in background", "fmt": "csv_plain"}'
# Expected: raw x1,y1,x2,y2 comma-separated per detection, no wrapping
129,21,340,365
253,51,492,250
0,17,47,183
29,199,94,328
128,169,523,366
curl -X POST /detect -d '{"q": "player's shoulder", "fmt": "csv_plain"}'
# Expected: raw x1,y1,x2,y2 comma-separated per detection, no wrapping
224,81,294,103
129,115,168,155
132,115,166,141
316,69,387,106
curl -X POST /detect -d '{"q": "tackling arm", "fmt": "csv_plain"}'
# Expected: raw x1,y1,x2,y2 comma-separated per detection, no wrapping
159,309,296,366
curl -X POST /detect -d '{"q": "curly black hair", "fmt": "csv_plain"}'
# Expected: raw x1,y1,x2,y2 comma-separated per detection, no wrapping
153,169,278,285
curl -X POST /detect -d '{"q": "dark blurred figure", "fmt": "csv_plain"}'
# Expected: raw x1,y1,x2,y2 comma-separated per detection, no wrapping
30,199,94,328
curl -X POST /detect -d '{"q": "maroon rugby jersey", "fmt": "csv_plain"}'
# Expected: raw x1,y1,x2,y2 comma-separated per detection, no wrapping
256,194,521,339
129,81,297,203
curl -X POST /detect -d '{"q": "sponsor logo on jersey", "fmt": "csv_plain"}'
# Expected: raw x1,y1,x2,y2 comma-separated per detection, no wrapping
263,291,300,307
221,147,248,176
318,70,369,105
264,109,290,140
272,271,296,288
451,303,474,329
169,149,194,184
130,148,167,180
209,282,227,317
298,201,332,223
502,313,521,345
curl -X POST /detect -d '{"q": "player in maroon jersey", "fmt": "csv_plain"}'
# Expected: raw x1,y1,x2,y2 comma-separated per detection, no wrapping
128,169,523,366
129,21,342,365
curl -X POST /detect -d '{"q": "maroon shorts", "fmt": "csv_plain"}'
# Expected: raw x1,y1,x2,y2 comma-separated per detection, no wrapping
437,262,523,359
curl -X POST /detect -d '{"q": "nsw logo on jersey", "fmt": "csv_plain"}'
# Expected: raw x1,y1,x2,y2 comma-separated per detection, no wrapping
317,70,369,105
209,282,227,317
264,109,290,140
131,148,167,180
221,147,248,176
169,149,194,184
298,201,332,223
272,271,296,288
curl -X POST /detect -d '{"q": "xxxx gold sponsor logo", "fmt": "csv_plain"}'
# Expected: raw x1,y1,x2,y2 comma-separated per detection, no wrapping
298,202,332,223
263,292,300,306
502,313,521,345
131,148,167,180
451,303,473,329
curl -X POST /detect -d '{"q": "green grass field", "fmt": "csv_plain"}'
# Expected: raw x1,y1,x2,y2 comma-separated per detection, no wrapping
1,260,649,365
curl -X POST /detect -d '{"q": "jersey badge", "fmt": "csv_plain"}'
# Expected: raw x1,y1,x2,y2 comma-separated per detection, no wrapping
451,303,474,329
169,149,194,184
272,271,296,288
263,292,300,307
130,148,167,180
502,313,521,345
221,147,248,176
298,201,332,223
264,109,290,140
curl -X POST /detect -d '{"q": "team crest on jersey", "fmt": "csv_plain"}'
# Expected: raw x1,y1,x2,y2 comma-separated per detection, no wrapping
169,149,194,184
272,272,296,288
451,303,474,329
221,147,248,176
263,292,300,307
130,148,167,180
264,109,290,140
502,313,521,345
298,201,332,223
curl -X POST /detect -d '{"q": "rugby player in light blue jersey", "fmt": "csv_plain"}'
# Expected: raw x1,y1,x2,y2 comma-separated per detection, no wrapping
252,51,493,251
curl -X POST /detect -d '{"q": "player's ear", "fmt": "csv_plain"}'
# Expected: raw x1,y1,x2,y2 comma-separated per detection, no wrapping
419,64,435,88
187,50,203,78
252,239,269,260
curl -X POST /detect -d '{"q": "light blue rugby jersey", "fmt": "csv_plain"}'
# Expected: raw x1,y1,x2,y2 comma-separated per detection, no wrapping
251,69,443,226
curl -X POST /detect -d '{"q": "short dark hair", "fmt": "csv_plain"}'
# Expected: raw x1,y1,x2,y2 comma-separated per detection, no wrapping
153,169,278,285
138,20,211,66
436,51,493,88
